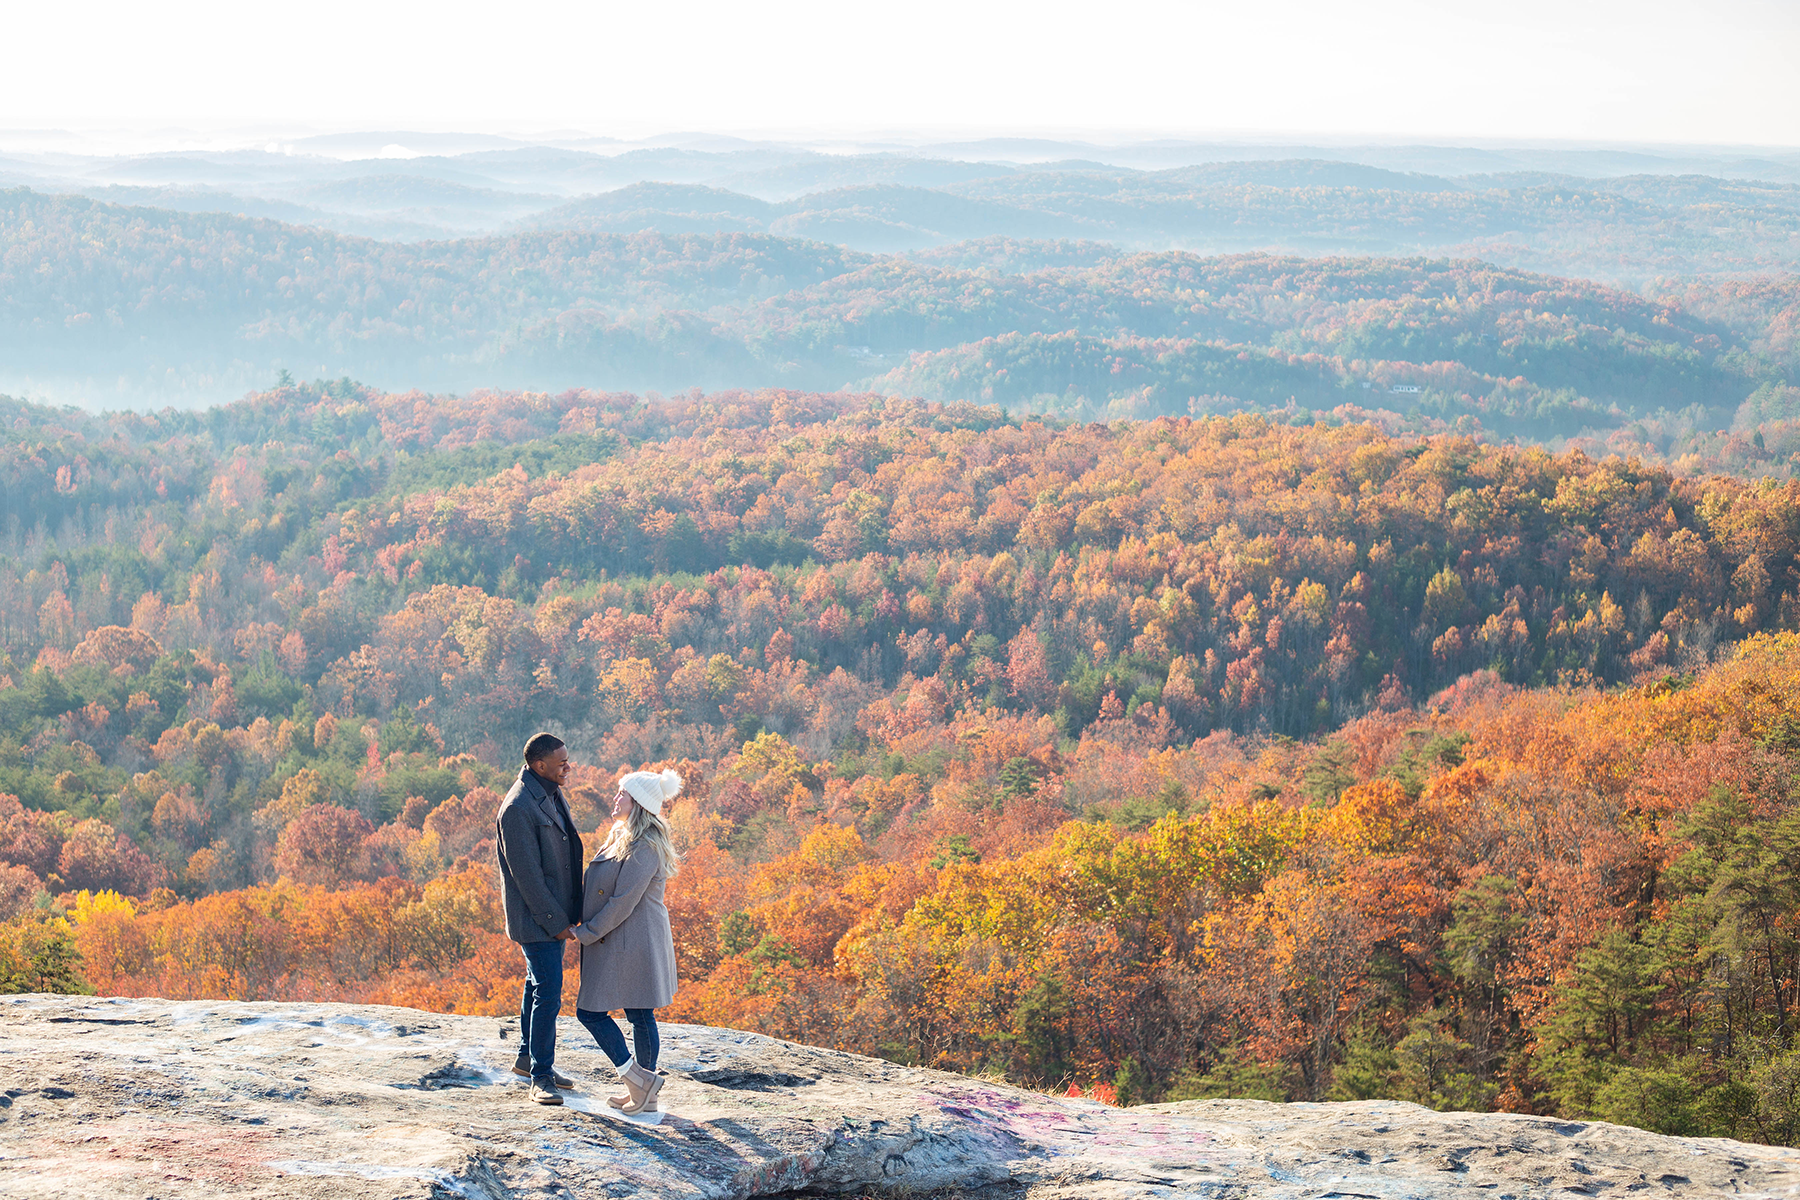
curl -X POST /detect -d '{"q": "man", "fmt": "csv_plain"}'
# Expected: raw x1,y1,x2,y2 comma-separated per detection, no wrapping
495,732,583,1106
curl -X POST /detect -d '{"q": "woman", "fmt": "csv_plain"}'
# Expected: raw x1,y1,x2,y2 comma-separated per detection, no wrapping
572,767,683,1114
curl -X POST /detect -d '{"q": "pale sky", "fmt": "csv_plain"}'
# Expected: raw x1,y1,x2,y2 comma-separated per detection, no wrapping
6,0,1799,146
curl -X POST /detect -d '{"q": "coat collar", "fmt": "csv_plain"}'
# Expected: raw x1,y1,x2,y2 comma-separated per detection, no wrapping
517,766,569,831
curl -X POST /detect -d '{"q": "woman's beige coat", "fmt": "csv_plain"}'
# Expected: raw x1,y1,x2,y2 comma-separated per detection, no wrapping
573,840,676,1012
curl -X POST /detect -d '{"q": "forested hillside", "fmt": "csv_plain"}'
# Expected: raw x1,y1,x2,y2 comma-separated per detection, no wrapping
3,385,1800,1142
5,188,1797,441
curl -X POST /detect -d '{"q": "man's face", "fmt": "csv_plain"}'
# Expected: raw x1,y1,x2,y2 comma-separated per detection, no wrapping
532,746,572,787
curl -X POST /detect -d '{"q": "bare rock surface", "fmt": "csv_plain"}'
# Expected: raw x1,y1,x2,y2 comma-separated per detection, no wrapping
2,994,1798,1198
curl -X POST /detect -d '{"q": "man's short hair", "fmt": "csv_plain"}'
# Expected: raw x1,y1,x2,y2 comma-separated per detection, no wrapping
523,732,566,764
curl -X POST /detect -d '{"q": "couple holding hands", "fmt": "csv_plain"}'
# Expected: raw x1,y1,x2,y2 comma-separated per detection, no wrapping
494,732,682,1111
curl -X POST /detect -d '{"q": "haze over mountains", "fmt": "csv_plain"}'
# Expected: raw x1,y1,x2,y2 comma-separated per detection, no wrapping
2,130,1799,427
8,132,1800,259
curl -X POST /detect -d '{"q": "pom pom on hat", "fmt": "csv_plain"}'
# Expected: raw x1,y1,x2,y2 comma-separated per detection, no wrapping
618,768,682,815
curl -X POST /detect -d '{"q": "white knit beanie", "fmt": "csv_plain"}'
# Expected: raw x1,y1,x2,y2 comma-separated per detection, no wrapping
618,768,682,815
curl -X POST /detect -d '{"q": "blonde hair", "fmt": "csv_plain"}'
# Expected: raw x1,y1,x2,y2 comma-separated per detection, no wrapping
599,801,681,879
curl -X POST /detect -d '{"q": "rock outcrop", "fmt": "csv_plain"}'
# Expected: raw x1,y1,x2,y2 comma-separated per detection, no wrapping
2,994,1798,1198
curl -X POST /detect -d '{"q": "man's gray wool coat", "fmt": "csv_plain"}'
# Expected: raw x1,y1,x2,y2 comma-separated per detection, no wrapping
494,767,583,943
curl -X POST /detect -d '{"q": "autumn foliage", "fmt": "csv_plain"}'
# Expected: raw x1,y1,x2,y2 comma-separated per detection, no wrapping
3,386,1800,1143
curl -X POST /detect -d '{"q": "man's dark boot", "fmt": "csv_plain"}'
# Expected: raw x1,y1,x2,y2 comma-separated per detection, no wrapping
530,1077,564,1106
514,1053,573,1088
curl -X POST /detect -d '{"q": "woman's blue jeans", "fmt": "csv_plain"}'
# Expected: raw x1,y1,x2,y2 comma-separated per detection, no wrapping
576,1008,659,1070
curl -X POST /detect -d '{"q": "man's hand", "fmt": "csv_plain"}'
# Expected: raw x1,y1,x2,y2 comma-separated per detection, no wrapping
556,926,576,940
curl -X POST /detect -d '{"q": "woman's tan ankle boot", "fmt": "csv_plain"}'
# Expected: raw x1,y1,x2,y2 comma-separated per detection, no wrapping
606,1058,636,1109
615,1060,663,1114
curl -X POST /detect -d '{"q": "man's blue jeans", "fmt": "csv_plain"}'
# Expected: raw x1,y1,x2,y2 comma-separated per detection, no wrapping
517,939,565,1081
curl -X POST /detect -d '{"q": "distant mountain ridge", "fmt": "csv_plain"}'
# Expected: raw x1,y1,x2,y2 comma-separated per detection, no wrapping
1,134,1796,276
2,186,1795,434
